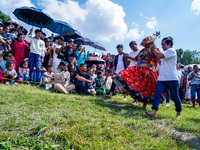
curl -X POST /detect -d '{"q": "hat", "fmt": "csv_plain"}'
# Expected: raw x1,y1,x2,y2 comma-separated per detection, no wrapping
140,31,160,47
116,44,123,49
129,41,137,47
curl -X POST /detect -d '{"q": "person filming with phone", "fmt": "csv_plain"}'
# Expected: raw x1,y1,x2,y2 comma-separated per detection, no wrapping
75,44,87,68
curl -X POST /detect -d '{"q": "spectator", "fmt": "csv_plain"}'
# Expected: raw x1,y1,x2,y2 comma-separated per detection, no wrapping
18,60,30,83
95,71,106,95
4,62,18,85
75,44,87,68
43,38,53,69
0,26,10,61
126,41,140,67
43,65,55,90
74,63,94,95
62,39,76,65
106,44,128,98
2,26,12,51
53,36,65,72
54,62,75,94
102,69,112,95
12,33,30,65
25,28,45,85
188,65,200,107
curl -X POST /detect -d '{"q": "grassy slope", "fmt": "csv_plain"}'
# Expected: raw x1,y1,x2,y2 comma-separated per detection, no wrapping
0,83,199,149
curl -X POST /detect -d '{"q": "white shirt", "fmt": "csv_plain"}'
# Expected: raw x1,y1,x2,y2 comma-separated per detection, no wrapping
53,44,62,63
128,50,140,66
115,54,124,74
103,76,112,89
158,48,179,81
25,36,45,57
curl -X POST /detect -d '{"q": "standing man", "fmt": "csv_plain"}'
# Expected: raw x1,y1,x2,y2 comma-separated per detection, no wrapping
145,37,182,117
53,36,65,71
125,41,140,67
25,28,45,85
105,44,128,98
188,65,200,107
62,39,76,65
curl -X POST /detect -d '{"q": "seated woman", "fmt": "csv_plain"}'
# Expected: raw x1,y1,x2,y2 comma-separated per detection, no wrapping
112,33,160,108
95,71,106,95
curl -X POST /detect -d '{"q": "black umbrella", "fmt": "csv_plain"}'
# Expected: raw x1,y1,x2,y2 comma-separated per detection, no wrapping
91,42,106,51
85,56,105,64
74,37,94,46
13,6,55,28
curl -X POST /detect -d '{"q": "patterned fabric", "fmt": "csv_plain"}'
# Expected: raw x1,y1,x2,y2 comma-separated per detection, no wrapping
113,66,158,103
188,71,200,85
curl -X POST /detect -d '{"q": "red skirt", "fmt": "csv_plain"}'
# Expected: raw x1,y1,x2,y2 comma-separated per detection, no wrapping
112,66,158,102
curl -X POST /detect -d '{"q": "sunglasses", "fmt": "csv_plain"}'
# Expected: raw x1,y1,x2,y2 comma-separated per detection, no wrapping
46,41,51,42
8,55,13,57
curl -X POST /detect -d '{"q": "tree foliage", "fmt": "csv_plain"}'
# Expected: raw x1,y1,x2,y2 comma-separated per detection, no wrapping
176,48,200,65
0,11,11,23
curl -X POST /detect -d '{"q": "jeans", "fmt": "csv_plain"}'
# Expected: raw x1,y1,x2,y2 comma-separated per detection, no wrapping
29,53,41,82
152,81,182,112
191,85,200,99
18,74,30,82
75,80,89,94
164,87,170,103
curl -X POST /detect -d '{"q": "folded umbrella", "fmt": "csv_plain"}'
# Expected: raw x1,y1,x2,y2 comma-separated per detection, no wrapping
3,20,22,28
85,56,105,64
13,6,55,28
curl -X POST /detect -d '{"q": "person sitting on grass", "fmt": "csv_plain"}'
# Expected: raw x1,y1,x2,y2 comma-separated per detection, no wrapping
102,69,113,95
43,65,55,90
74,63,94,96
4,62,18,85
54,62,75,94
95,71,106,95
18,60,30,83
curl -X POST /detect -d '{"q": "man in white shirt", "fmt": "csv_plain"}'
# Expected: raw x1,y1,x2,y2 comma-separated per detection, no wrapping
25,29,45,84
125,41,140,67
53,37,65,72
145,37,182,117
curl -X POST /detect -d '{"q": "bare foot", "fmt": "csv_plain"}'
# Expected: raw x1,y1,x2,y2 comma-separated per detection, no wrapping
122,89,130,95
123,97,127,100
145,109,156,117
176,112,181,118
105,94,113,98
130,100,138,105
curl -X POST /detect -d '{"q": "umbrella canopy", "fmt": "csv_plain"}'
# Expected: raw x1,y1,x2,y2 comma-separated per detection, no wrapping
48,20,76,35
74,37,94,46
13,6,55,28
3,21,22,28
85,56,105,64
64,30,82,39
184,64,200,71
91,42,106,51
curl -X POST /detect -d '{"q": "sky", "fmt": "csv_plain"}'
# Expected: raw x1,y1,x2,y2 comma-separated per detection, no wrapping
1,0,200,55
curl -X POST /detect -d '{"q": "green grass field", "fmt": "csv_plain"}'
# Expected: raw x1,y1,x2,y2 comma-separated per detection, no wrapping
0,83,199,149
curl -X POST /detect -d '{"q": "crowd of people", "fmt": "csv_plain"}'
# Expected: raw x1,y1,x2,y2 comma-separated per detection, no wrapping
0,23,199,117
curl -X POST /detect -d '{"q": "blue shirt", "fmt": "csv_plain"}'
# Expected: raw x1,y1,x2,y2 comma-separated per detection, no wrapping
75,51,87,67
188,71,200,85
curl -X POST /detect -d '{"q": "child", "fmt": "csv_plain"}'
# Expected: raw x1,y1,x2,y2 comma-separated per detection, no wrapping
102,69,113,95
95,71,106,95
4,62,18,85
18,60,30,83
43,65,55,89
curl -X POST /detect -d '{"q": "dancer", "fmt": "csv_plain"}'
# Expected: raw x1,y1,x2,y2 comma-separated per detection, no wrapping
112,33,160,108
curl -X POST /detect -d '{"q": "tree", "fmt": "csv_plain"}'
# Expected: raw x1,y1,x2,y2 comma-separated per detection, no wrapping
176,48,183,63
0,11,11,23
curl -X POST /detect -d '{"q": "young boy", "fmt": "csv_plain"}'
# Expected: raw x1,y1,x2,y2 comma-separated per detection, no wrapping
43,65,55,90
4,62,18,85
